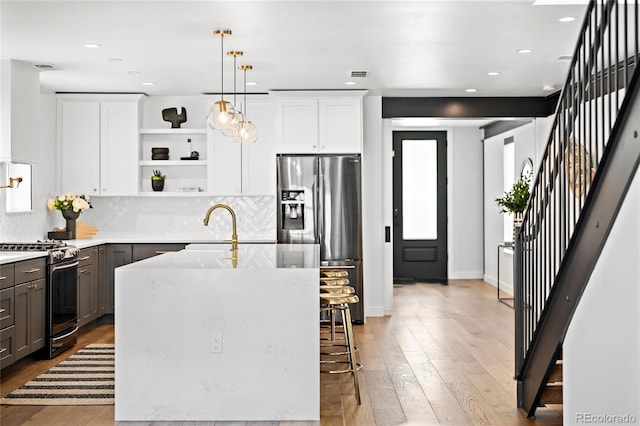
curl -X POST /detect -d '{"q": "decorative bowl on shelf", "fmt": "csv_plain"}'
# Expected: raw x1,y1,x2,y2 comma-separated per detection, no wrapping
152,153,170,160
151,147,169,154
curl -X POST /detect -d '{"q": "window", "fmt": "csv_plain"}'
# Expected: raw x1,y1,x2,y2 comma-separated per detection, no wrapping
503,137,515,242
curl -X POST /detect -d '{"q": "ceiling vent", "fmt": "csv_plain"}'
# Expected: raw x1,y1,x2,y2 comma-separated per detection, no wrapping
33,63,59,71
558,55,573,61
350,70,368,78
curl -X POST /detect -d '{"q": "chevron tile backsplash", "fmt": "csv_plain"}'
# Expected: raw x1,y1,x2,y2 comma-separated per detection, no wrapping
86,196,276,241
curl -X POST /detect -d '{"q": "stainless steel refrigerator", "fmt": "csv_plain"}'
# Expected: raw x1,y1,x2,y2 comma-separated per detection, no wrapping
277,155,364,323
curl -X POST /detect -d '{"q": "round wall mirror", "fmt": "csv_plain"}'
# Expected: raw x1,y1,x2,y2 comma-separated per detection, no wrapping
520,158,533,180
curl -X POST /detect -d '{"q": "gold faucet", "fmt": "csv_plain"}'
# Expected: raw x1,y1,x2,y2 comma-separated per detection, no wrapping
203,203,238,250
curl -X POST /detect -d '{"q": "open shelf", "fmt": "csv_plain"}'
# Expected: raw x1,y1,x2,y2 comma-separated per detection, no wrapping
140,128,207,135
139,160,208,166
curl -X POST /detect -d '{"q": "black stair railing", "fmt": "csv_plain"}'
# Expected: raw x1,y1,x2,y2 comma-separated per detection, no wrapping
514,0,640,417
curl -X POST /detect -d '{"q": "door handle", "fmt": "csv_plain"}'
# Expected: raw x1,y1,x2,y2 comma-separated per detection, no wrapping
393,208,400,225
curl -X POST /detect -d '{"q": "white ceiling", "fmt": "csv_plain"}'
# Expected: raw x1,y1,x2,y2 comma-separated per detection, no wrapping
1,0,588,97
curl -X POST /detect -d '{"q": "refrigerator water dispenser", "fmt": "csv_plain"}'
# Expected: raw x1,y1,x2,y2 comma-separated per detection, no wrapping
281,190,305,230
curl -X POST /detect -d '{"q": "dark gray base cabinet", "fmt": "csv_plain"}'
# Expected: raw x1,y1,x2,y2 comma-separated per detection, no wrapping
105,245,133,315
77,247,99,328
98,246,106,317
105,243,185,315
14,276,46,362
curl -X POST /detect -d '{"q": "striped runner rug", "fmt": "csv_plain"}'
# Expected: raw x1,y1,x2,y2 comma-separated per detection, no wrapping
0,344,114,405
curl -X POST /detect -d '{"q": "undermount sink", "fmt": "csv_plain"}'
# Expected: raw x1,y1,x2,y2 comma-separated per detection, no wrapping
184,243,232,251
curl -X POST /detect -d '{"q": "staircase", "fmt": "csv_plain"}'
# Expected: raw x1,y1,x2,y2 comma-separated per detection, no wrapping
539,350,563,406
514,0,640,417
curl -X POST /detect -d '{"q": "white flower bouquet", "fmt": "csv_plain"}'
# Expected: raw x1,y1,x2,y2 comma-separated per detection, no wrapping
47,193,92,213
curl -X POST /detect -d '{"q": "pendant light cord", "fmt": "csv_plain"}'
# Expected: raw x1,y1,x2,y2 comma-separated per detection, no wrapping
233,54,237,111
220,34,224,102
243,67,247,116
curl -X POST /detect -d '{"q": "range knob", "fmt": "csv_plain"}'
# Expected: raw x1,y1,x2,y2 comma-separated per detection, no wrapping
50,250,63,262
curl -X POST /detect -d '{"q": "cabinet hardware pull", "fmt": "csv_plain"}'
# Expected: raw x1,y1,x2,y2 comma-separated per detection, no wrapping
79,269,87,274
27,284,36,289
0,308,5,314
78,256,91,261
0,276,6,280
0,348,6,354
24,268,40,273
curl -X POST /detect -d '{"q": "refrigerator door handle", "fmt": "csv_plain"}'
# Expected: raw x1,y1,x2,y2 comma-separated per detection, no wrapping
313,172,320,243
316,160,324,245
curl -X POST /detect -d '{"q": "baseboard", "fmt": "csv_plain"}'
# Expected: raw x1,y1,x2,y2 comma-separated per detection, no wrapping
449,271,483,280
484,274,498,286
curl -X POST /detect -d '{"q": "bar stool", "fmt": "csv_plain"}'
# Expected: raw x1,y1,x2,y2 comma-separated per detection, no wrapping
319,292,362,405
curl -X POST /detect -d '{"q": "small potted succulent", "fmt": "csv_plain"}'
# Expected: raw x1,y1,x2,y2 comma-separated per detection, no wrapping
151,170,165,192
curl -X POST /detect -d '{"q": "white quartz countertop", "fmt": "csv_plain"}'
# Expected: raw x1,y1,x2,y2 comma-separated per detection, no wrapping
120,243,320,270
0,238,277,264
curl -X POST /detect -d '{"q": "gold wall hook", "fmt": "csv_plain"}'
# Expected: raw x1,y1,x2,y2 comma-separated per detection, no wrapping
0,177,22,189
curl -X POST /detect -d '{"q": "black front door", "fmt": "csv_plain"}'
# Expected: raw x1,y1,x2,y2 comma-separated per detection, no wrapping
393,131,448,283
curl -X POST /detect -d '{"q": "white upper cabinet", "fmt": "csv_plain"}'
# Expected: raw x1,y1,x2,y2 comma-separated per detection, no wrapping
60,99,101,195
58,94,144,196
275,93,364,154
275,98,319,154
318,97,363,153
212,97,276,196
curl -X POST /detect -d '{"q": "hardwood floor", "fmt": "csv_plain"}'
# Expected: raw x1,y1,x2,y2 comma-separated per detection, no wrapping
0,280,563,425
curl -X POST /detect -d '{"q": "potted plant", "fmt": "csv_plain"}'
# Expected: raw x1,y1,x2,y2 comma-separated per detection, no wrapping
496,175,531,240
151,170,165,192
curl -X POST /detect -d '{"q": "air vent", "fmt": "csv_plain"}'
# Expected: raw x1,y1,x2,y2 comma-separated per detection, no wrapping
558,55,573,61
33,63,59,71
350,70,368,78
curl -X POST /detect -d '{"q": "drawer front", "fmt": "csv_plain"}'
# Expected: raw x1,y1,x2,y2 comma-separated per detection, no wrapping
0,264,15,290
0,325,16,369
0,287,14,329
78,247,98,268
14,258,47,284
132,244,185,262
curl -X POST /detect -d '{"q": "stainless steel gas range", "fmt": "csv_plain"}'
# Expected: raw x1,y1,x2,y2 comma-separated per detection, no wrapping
0,241,79,358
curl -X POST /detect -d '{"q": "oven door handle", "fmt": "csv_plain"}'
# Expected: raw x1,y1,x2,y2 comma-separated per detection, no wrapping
50,260,79,271
52,326,79,342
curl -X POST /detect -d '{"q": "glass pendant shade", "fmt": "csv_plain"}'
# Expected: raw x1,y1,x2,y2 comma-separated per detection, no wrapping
234,120,258,143
221,111,242,136
208,100,236,130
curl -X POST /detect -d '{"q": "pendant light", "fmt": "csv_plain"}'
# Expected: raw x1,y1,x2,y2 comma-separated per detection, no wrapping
207,29,236,130
221,50,243,137
233,65,258,143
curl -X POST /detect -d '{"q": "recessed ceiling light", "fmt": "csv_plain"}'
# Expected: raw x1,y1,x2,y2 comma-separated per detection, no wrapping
465,88,477,93
83,43,102,49
488,72,500,76
245,81,257,86
559,16,576,22
543,84,557,91
517,49,533,54
345,81,357,86
108,58,123,63
142,82,155,86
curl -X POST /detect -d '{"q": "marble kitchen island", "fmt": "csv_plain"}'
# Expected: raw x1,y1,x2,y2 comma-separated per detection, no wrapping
114,243,320,422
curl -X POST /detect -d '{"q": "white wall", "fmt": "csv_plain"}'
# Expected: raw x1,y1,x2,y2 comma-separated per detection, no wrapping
362,96,386,317
483,119,552,292
563,166,640,425
448,126,484,279
0,60,57,241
